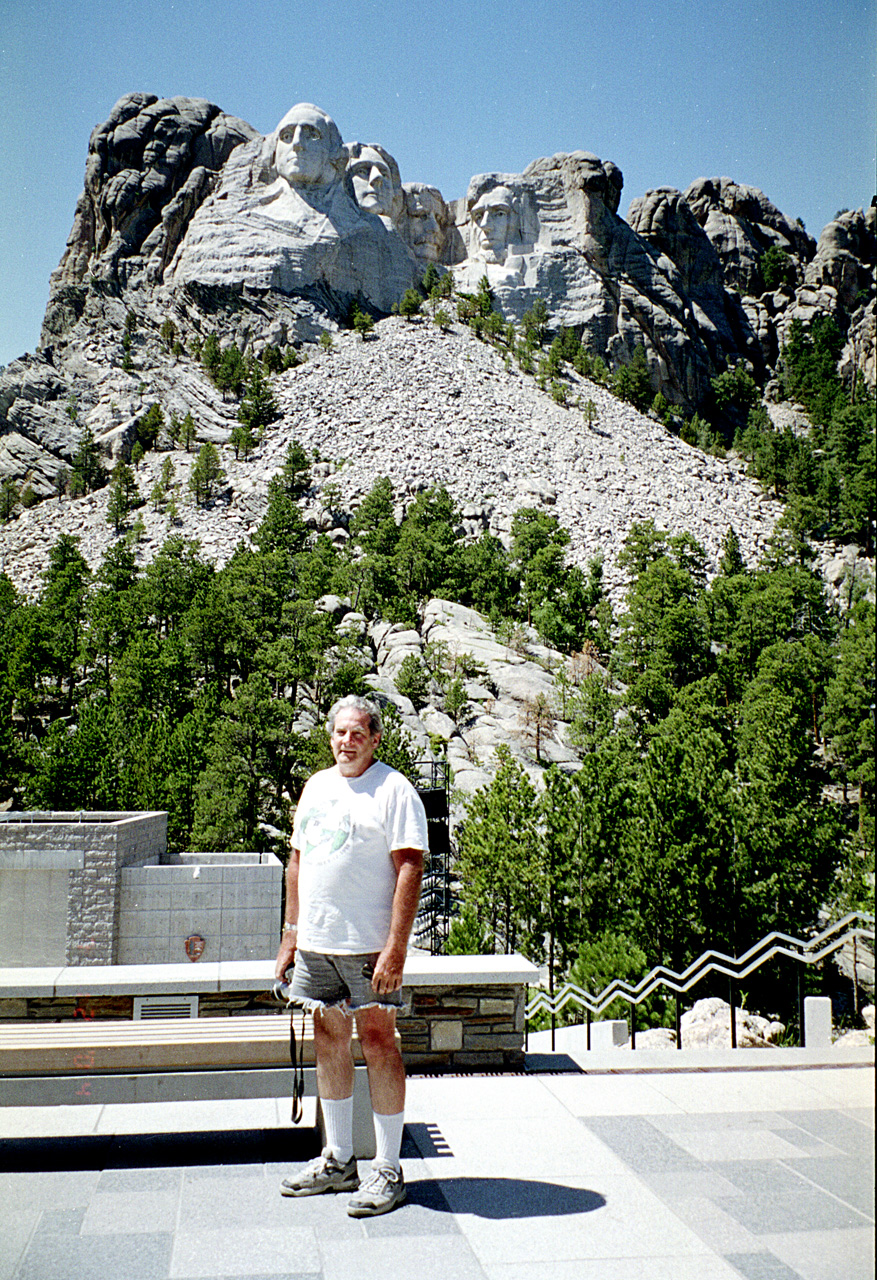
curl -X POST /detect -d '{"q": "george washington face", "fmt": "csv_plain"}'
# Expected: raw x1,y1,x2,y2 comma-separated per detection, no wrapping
273,104,344,188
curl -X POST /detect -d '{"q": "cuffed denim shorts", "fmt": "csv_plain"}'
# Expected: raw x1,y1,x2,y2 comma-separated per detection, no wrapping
287,948,404,1014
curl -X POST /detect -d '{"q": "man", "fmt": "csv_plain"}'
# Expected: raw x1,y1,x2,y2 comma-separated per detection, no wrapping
274,694,427,1217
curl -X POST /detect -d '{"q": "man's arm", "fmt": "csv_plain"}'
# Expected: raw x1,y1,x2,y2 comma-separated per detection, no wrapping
371,847,424,995
274,846,301,981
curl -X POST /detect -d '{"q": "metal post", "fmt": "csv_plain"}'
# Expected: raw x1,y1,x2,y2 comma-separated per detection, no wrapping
630,1003,636,1050
586,1009,591,1051
798,965,805,1047
675,996,682,1050
729,979,737,1049
853,936,859,1017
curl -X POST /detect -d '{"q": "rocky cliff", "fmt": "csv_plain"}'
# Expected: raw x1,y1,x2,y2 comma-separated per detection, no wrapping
0,92,874,528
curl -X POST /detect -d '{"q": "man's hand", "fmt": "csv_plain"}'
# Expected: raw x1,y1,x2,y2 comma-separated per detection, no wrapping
371,941,406,995
274,931,297,982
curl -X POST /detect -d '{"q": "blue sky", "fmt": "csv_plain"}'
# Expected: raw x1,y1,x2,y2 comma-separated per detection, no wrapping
1,0,874,366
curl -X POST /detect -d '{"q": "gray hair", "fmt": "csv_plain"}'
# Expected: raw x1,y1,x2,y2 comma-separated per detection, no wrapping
326,694,383,737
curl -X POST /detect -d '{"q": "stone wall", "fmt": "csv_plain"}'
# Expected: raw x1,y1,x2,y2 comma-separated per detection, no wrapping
398,982,526,1069
0,955,539,1067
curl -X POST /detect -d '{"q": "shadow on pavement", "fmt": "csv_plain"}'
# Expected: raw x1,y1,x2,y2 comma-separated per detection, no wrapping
0,1126,319,1171
407,1176,605,1218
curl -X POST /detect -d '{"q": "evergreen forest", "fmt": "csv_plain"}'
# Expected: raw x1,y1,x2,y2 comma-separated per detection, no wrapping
0,304,874,1031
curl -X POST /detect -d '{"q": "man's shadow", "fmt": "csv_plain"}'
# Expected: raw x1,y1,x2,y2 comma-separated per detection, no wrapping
405,1176,605,1219
402,1124,605,1219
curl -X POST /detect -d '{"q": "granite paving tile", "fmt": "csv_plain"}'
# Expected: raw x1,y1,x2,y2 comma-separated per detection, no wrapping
637,1169,745,1200
759,1226,876,1280
781,1155,875,1220
0,1170,101,1212
724,1251,808,1279
794,1068,876,1109
177,1175,274,1230
170,1225,320,1278
580,1115,702,1172
779,1109,875,1158
649,1112,799,1133
97,1166,183,1193
653,1193,766,1254
15,1230,174,1280
320,1234,488,1280
666,1127,816,1163
408,1114,630,1179
539,1072,687,1116
710,1160,868,1233
0,1209,39,1280
81,1188,182,1234
481,1258,744,1280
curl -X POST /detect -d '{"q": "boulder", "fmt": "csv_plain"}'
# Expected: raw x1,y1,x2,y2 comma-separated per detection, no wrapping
680,997,785,1049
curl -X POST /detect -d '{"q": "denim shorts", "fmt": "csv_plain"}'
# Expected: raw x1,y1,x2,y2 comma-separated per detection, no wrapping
286,949,404,1014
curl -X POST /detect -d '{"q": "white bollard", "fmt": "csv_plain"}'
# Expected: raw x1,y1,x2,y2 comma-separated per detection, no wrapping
590,1019,629,1050
804,996,833,1048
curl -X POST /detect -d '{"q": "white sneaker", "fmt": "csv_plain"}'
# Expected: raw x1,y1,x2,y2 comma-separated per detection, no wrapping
346,1162,406,1216
280,1148,359,1197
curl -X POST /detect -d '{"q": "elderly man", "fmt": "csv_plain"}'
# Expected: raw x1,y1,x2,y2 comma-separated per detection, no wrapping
275,694,428,1217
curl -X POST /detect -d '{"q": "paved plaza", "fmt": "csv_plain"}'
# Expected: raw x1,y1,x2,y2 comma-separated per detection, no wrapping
0,1049,873,1280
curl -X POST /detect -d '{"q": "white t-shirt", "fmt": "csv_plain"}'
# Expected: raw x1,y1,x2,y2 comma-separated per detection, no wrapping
292,761,429,954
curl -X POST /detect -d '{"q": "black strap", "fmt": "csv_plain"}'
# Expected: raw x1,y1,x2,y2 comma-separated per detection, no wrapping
289,1007,305,1123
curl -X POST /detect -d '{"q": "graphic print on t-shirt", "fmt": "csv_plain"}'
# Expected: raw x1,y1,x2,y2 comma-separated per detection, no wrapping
297,795,352,865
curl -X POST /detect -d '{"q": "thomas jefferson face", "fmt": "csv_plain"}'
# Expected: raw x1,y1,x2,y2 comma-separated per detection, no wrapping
348,147,394,217
404,185,446,262
274,105,341,188
471,187,517,258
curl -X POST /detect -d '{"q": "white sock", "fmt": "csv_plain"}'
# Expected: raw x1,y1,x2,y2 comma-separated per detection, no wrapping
373,1110,405,1170
321,1095,354,1164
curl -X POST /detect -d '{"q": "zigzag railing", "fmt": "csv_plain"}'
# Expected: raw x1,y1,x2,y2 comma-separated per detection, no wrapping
525,912,875,1021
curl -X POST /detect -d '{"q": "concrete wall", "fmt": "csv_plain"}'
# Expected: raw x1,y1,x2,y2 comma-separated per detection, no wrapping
0,870,69,967
118,853,282,965
0,812,168,967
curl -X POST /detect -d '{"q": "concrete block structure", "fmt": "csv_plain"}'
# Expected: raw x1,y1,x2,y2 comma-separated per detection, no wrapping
0,811,167,967
118,853,282,965
0,812,282,968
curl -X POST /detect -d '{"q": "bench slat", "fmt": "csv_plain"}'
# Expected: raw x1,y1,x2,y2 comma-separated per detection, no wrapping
0,1015,388,1076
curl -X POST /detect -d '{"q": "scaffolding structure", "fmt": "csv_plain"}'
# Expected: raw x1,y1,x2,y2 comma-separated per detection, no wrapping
413,761,453,955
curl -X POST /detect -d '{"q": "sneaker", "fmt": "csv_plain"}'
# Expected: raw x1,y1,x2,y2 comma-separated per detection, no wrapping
346,1162,406,1217
280,1148,359,1197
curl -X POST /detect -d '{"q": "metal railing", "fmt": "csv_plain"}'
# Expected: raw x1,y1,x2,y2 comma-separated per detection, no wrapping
526,912,875,1048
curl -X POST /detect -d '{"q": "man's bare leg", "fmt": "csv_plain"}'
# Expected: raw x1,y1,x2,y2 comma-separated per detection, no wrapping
313,1005,355,1099
355,1005,405,1115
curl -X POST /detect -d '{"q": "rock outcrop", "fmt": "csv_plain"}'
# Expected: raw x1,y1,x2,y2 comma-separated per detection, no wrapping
1,92,874,519
44,93,260,304
0,318,784,607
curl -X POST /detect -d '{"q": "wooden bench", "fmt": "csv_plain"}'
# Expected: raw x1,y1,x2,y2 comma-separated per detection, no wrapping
0,1014,382,1157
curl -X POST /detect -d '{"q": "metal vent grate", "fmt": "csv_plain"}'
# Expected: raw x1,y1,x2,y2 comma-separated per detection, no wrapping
133,995,199,1020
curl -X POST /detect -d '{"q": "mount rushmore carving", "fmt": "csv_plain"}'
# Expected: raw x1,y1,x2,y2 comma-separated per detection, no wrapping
1,92,873,494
